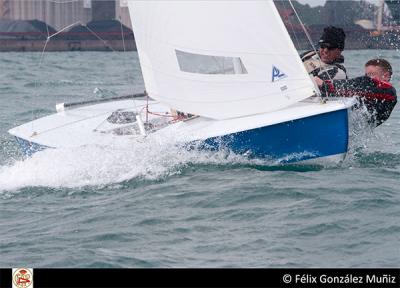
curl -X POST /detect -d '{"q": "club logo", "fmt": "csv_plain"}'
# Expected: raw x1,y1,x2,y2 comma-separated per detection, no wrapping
272,65,287,82
12,268,33,288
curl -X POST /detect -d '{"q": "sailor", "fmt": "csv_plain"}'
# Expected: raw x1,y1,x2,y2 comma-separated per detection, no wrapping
316,59,397,126
301,26,347,80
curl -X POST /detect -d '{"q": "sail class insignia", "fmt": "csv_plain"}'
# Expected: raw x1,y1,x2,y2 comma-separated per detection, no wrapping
272,65,287,82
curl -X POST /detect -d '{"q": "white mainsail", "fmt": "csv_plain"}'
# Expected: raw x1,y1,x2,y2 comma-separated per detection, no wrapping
128,1,316,120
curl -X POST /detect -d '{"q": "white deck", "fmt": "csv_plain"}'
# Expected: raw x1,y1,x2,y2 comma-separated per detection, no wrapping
8,97,354,150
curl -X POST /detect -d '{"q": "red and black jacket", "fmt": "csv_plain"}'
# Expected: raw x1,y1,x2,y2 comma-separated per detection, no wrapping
321,76,397,126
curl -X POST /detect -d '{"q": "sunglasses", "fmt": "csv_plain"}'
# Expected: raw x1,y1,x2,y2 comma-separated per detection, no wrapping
319,44,338,50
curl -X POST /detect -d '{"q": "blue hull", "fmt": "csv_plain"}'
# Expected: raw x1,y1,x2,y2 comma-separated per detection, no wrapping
15,108,349,163
198,108,349,163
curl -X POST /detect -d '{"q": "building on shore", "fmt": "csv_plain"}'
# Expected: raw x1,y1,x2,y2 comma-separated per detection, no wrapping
0,0,132,31
0,0,135,52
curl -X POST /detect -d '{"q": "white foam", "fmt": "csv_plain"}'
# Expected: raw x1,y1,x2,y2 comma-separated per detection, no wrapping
343,107,378,164
0,135,259,192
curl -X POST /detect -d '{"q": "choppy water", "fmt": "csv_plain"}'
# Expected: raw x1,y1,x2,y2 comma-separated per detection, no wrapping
0,50,399,267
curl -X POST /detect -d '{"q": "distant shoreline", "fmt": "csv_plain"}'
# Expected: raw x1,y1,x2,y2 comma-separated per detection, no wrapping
0,39,136,52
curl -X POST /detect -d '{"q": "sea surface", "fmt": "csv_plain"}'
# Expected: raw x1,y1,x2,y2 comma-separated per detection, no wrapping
0,50,399,267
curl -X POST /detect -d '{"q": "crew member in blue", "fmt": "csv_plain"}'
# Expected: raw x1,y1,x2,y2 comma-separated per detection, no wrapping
301,26,347,80
315,58,397,126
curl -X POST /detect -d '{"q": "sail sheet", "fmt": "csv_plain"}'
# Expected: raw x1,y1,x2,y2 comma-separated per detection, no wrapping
128,1,316,120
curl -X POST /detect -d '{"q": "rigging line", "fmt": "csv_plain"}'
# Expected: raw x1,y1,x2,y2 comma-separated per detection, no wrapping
280,1,301,52
288,0,324,99
31,35,51,133
30,109,117,137
147,110,174,118
82,23,116,52
119,16,126,53
30,21,82,133
48,21,82,39
288,1,319,61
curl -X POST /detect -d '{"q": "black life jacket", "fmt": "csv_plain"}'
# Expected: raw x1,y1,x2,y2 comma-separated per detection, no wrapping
321,76,397,126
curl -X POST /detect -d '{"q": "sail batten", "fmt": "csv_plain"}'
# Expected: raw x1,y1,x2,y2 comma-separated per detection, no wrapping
128,1,315,120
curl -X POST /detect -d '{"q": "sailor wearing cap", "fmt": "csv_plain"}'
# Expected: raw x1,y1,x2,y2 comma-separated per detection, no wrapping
301,26,348,81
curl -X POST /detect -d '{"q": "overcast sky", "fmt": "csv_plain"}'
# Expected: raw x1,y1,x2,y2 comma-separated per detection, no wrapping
297,0,380,7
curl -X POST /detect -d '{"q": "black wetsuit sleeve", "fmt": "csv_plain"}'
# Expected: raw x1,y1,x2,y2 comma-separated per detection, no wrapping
320,76,397,126
374,97,397,126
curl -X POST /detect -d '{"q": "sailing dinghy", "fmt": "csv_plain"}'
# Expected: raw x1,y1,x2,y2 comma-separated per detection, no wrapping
9,1,355,163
